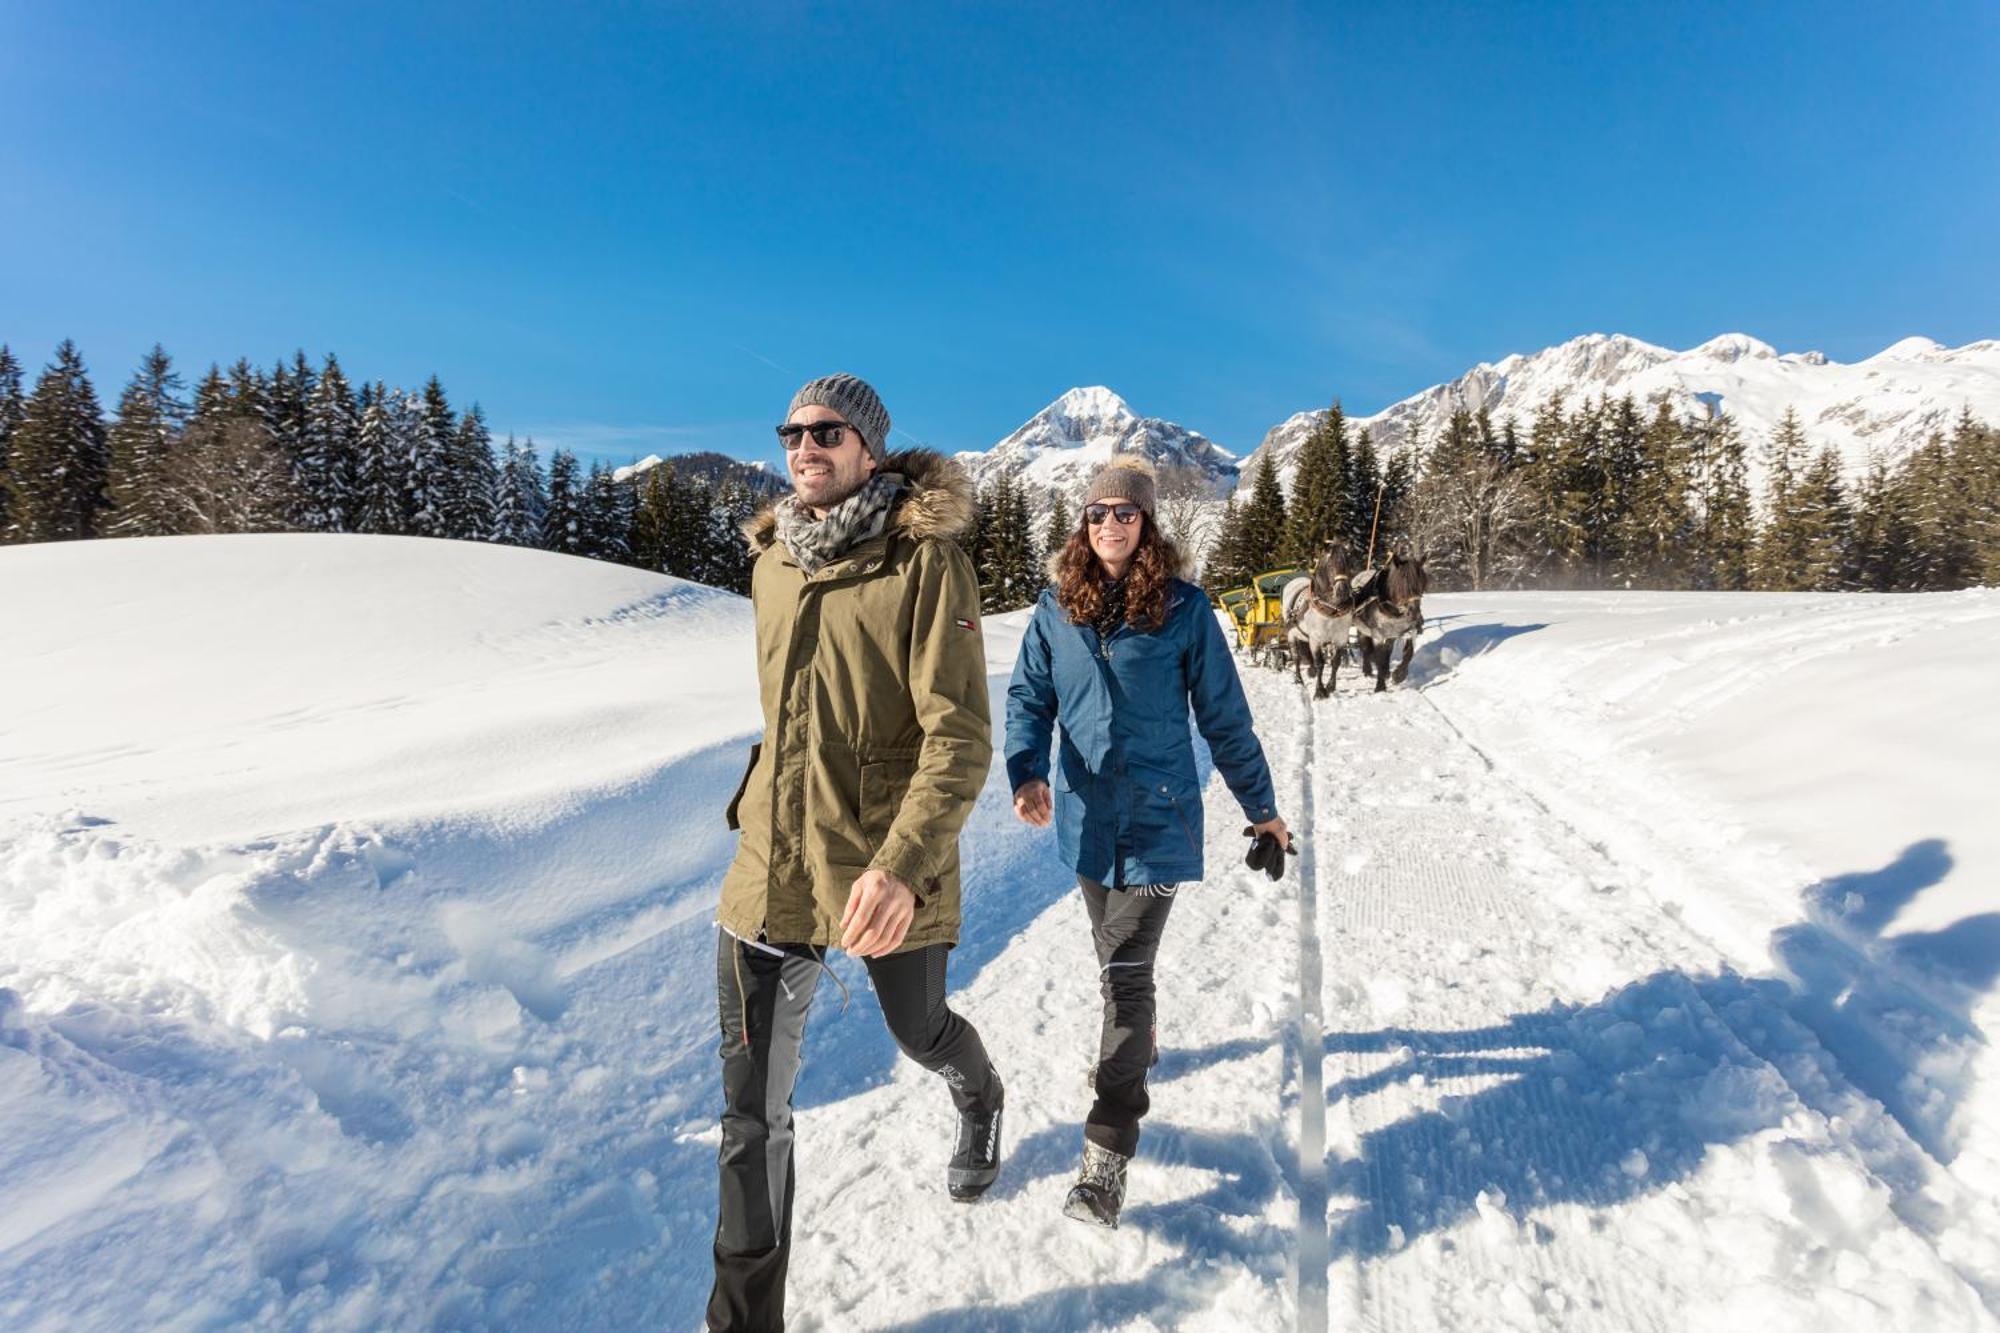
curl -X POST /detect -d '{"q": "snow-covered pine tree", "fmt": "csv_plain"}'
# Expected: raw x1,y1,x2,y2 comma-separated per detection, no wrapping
1795,446,1854,590
104,345,188,537
0,345,24,540
264,352,314,527
1520,394,1570,583
402,377,454,538
1281,402,1351,568
1596,394,1646,578
974,475,1014,612
1944,402,1992,584
1545,395,1613,583
1847,455,1908,592
492,436,548,547
964,476,995,594
446,406,499,541
581,461,633,563
1042,492,1072,567
1900,434,1975,591
1688,412,1754,591
541,449,585,555
1751,407,1813,590
1611,402,1696,589
352,383,405,535
1200,495,1248,595
1236,447,1288,578
5,340,111,542
300,353,359,532
224,359,268,430
701,477,759,593
988,471,1041,610
1347,426,1384,564
1947,407,1999,587
1377,444,1416,561
628,466,676,574
663,464,715,580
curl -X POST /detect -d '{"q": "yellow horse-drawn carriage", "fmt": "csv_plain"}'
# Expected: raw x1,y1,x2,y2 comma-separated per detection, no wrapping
1219,567,1303,670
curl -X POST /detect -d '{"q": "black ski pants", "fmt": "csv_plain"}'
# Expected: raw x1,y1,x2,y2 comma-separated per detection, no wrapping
1079,876,1178,1158
707,929,1000,1333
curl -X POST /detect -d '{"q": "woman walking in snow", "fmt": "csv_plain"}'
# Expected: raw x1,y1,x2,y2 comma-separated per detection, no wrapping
1005,456,1290,1227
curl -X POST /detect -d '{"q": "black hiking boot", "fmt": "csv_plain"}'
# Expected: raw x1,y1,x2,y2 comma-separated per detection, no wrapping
948,1080,1004,1202
1062,1141,1129,1228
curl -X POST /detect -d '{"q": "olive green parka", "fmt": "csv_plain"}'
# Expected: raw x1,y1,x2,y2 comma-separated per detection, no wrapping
717,449,992,951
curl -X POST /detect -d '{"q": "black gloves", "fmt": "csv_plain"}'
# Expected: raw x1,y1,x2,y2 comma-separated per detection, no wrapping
1243,826,1298,882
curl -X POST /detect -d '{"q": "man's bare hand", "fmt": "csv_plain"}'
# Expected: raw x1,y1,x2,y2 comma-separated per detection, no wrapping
1013,780,1053,828
840,868,918,957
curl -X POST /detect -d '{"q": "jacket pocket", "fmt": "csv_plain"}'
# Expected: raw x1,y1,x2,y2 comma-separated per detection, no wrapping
724,742,763,832
1129,763,1203,860
858,754,919,848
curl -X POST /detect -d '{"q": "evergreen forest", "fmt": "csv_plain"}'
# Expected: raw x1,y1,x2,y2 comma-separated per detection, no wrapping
3,340,1994,614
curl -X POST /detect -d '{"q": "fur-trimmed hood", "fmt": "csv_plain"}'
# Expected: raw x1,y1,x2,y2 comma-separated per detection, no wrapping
742,448,976,555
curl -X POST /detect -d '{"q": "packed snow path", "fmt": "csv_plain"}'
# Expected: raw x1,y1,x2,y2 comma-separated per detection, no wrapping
1267,669,1998,1332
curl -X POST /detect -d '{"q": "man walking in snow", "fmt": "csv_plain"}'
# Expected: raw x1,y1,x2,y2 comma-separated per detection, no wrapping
707,373,1004,1332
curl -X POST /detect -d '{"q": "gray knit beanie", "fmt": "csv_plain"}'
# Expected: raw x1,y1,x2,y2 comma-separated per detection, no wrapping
1083,455,1158,517
789,373,891,464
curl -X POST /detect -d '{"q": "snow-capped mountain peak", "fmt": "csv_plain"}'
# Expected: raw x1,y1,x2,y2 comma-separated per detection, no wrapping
1866,336,1950,364
957,387,1238,509
1691,333,1778,362
1040,385,1137,429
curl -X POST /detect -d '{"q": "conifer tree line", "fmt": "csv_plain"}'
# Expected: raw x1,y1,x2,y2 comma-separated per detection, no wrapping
0,339,761,592
964,470,1048,613
1197,394,2000,596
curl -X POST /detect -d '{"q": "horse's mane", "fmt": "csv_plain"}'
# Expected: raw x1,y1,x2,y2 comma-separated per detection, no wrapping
1310,544,1356,606
1381,550,1427,605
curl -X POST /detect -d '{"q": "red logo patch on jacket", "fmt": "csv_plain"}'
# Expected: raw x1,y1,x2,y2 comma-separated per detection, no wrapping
955,617,976,631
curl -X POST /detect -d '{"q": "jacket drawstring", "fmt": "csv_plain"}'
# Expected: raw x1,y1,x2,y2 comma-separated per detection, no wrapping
720,923,850,1014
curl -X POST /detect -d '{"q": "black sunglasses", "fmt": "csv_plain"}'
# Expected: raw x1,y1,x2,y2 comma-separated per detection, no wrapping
776,420,856,450
1084,503,1143,527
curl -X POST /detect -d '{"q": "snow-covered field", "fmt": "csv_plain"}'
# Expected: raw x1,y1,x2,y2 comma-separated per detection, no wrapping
2,535,1995,1331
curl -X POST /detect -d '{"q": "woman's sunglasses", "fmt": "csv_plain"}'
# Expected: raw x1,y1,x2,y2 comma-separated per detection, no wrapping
1084,503,1143,527
776,420,854,450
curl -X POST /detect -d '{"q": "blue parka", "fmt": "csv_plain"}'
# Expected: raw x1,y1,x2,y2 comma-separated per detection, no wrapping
1005,578,1279,887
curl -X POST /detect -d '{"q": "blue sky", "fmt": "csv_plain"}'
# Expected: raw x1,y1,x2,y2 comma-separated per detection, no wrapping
3,2,1995,469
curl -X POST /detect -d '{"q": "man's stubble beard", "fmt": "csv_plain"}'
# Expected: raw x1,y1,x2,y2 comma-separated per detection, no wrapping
797,472,871,514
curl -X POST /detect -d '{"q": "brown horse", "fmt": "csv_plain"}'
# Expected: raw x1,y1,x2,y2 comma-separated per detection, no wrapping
1351,544,1427,692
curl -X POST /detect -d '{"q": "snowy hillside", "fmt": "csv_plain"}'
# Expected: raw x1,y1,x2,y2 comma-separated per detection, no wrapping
1245,333,2000,497
957,386,1238,511
3,536,1998,1330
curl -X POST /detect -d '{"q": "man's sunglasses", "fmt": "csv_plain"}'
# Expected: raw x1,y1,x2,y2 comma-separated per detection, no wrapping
1085,503,1143,527
776,420,855,450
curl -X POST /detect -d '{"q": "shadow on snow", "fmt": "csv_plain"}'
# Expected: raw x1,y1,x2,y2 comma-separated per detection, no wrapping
1324,838,1993,1267
889,839,1996,1328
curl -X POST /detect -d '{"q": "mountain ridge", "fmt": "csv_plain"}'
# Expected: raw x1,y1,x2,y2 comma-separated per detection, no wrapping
1237,331,2000,498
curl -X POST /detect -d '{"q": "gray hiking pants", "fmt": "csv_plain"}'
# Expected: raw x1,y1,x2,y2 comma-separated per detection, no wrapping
707,929,998,1332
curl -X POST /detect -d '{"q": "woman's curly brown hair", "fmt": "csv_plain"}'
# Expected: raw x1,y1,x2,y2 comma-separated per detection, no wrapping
1053,514,1187,632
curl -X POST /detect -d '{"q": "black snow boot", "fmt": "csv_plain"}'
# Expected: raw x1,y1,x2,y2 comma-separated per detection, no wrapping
948,1079,1004,1202
1062,1140,1129,1228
